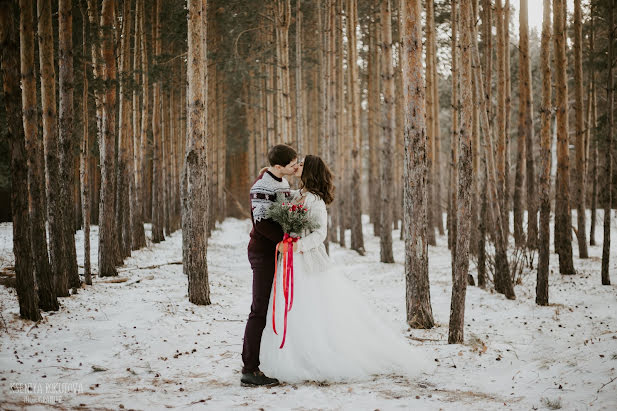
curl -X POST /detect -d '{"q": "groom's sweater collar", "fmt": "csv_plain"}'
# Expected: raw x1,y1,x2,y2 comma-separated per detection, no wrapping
266,169,283,182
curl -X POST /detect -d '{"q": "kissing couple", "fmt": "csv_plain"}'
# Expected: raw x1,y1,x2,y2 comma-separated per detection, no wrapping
240,144,433,386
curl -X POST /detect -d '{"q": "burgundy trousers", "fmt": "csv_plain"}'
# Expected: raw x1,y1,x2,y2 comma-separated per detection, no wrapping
241,251,276,374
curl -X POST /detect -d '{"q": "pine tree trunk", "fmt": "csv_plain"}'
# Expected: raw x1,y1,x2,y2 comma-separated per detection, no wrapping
513,0,527,248
368,6,380,237
573,0,588,258
118,0,133,259
58,0,80,290
139,0,150,224
20,0,58,310
588,10,597,247
433,33,444,237
38,0,72,288
276,0,292,144
553,0,575,275
151,0,164,243
449,0,459,267
184,0,211,305
295,0,304,155
504,0,512,239
131,0,146,249
336,0,346,246
378,0,394,263
400,0,434,330
0,1,41,321
425,0,436,246
471,12,516,299
537,0,552,305
522,0,537,249
347,0,365,255
495,0,508,243
601,4,613,286
449,0,474,344
98,0,119,276
79,2,92,286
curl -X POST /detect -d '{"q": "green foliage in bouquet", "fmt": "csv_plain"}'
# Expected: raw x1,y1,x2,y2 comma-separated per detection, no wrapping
266,192,320,236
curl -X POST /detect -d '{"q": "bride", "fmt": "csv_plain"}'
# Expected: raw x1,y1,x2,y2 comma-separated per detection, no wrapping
259,155,434,384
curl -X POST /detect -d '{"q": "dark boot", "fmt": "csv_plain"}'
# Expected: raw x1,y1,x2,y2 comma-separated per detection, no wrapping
240,369,280,387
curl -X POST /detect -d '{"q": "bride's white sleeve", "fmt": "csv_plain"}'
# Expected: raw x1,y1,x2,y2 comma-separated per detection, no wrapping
296,197,327,253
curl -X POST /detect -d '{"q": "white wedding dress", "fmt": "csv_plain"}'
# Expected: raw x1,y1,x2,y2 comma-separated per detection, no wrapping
259,191,434,384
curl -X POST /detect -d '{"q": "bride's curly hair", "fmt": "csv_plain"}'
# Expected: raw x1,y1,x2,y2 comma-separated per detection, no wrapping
300,155,335,205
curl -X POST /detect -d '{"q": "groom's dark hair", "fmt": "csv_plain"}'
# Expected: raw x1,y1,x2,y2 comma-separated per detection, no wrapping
268,144,297,167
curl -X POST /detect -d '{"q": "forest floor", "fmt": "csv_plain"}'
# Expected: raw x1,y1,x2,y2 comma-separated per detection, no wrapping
0,212,616,410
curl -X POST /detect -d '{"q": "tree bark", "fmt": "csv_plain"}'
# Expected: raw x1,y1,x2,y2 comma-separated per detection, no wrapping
495,0,507,242
98,0,119,276
79,1,92,286
471,10,516,299
553,0,575,275
368,6,381,237
347,0,365,255
513,0,527,248
38,0,72,289
449,0,473,344
573,0,588,258
400,0,434,329
0,0,41,321
58,0,80,290
151,0,164,243
425,0,436,246
449,0,459,270
601,3,613,286
537,0,552,305
184,0,211,305
379,0,394,263
131,0,146,249
20,0,58,310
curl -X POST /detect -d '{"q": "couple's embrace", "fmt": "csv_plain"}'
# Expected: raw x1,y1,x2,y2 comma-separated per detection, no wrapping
240,144,433,386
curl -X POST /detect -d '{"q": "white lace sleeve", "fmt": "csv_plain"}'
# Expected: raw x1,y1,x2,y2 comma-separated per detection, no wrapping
296,195,328,253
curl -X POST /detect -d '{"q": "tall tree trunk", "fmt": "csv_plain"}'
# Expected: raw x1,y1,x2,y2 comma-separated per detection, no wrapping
295,0,304,155
522,0,537,249
131,0,146,249
553,0,575,274
139,0,149,224
98,0,119,276
20,0,58,310
368,6,381,237
347,0,365,255
433,30,444,237
601,4,613,286
471,10,515,299
537,0,552,305
495,0,508,242
184,0,211,305
0,0,41,321
573,0,588,258
425,0,436,245
513,0,527,248
449,0,459,268
276,0,292,144
379,0,394,263
400,0,434,329
151,0,164,243
118,0,133,259
589,10,598,246
39,0,71,289
449,0,474,344
59,0,80,290
79,1,92,286
504,0,512,238
336,0,347,246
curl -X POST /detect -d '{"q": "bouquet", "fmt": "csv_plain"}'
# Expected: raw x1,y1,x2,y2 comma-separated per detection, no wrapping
265,192,320,349
265,192,320,237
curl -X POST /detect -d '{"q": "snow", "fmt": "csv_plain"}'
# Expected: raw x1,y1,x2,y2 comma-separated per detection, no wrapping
1,211,616,410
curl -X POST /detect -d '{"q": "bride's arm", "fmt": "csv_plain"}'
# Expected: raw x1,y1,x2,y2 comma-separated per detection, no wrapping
296,198,327,253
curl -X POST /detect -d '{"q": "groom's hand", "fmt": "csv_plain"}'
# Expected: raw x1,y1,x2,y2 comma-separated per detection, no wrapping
293,242,298,252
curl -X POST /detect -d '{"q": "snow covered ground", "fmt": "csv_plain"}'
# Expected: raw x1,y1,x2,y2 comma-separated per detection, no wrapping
0,211,616,410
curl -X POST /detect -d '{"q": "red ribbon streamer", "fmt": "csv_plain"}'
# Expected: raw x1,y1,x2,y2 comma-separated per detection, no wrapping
272,233,299,349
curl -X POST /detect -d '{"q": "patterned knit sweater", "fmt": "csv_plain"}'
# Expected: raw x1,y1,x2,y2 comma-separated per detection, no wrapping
248,170,291,255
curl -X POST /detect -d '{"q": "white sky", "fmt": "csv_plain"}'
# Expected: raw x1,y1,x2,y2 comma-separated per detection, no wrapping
511,0,575,32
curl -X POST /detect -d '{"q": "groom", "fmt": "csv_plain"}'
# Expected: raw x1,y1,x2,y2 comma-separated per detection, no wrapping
241,144,299,386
